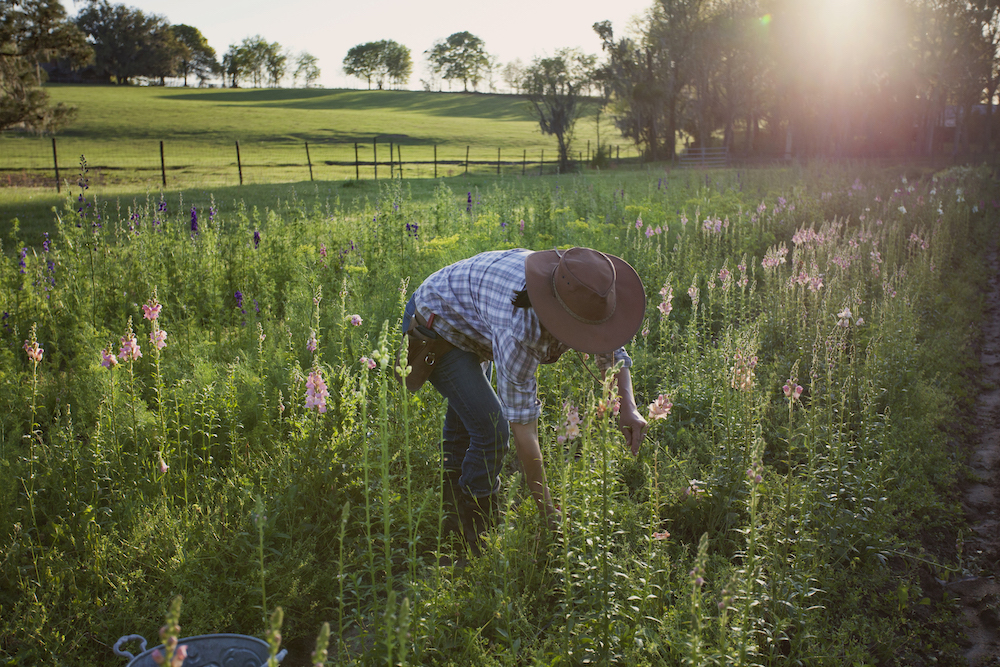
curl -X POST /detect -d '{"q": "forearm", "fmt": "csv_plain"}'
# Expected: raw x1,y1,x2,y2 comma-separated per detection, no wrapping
511,420,556,518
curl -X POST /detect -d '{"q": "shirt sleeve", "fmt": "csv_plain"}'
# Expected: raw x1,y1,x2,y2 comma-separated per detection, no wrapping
595,347,633,374
493,332,542,423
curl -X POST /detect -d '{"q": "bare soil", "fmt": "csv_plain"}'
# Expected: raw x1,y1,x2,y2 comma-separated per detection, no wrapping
951,250,1000,665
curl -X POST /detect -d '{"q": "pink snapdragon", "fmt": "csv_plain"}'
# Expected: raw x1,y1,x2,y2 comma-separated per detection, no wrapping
657,281,673,318
23,340,43,363
556,402,582,444
359,356,376,370
647,394,672,420
782,382,803,401
305,370,329,413
307,331,318,353
150,329,168,350
119,334,142,361
349,314,363,327
101,347,118,369
143,299,162,321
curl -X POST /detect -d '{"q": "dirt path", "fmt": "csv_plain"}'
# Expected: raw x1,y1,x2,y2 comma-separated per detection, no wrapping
952,249,1000,665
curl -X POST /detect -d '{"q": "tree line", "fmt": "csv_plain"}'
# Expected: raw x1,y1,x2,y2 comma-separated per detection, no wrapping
0,0,320,132
3,0,999,166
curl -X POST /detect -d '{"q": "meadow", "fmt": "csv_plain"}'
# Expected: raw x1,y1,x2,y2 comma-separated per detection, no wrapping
0,86,633,204
1,156,996,665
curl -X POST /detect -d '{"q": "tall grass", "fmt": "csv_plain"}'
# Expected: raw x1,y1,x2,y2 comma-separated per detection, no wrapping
0,162,994,665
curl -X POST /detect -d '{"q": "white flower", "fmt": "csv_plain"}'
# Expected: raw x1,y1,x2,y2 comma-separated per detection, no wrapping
898,206,907,214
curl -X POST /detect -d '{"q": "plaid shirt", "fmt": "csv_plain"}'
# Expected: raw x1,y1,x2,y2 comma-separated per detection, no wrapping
414,248,631,423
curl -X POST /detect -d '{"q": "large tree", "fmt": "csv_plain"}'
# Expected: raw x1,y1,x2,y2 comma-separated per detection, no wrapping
76,0,182,84
522,48,596,172
0,0,91,132
343,39,411,90
222,35,283,88
294,51,320,88
171,23,217,86
426,31,490,92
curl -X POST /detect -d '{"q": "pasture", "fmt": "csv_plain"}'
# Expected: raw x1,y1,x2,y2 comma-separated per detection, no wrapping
1,153,996,665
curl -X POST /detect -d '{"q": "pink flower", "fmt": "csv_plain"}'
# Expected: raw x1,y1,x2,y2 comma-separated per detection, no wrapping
143,300,162,321
648,394,672,420
349,314,362,327
158,455,169,473
101,347,118,369
359,356,376,370
653,530,670,541
307,332,318,353
645,226,654,239
305,370,329,413
635,216,643,230
150,329,167,350
23,340,43,363
118,335,142,361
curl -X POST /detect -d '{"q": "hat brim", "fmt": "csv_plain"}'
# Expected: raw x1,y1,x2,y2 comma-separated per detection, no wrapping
525,249,646,354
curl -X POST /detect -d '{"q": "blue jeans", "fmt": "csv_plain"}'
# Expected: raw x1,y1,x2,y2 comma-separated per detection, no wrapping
404,296,509,498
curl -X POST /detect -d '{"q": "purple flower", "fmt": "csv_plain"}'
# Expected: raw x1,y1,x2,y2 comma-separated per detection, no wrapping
158,200,167,213
253,230,260,249
234,290,244,313
190,207,198,234
466,192,472,213
42,233,50,253
18,248,27,274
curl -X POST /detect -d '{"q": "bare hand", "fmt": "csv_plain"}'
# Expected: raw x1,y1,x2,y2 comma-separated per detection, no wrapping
619,408,648,455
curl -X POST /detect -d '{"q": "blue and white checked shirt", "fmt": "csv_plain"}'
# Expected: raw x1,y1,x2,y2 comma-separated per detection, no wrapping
414,248,631,423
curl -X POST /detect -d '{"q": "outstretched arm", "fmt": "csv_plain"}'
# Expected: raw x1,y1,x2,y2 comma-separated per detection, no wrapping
614,366,648,455
511,420,561,530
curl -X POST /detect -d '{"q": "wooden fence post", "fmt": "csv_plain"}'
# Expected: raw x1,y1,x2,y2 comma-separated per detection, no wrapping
497,148,501,175
389,141,394,179
236,141,243,185
434,145,438,178
397,145,403,179
522,149,526,176
539,149,544,176
51,137,60,193
355,142,359,180
465,146,470,175
160,140,166,187
373,139,378,180
305,142,314,181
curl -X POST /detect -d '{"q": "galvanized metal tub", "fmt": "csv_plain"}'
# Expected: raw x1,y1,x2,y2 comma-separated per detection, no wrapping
113,633,287,667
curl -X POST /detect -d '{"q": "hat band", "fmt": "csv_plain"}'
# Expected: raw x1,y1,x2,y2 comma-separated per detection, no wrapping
551,271,616,325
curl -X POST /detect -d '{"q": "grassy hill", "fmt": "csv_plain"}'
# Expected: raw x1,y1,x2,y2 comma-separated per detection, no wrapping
1,85,636,241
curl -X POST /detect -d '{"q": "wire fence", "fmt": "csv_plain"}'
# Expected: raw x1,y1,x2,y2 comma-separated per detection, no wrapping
0,136,643,191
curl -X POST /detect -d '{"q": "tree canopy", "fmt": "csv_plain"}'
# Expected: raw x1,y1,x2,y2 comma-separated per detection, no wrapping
171,24,217,87
426,31,490,92
294,51,321,88
76,0,184,85
343,40,411,90
522,48,596,171
223,36,285,88
0,0,91,132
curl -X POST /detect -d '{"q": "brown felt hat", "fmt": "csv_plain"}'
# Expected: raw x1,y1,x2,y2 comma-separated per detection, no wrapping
524,247,645,354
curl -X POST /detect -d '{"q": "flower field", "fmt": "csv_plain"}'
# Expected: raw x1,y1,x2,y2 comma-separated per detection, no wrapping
1,163,997,665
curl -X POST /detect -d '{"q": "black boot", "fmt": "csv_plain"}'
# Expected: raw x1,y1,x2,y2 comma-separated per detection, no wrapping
457,492,499,557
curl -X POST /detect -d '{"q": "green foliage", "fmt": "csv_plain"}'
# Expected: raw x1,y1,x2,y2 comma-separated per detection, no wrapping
0,163,995,665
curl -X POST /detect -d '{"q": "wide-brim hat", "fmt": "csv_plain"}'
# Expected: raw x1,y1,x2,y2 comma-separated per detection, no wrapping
525,247,646,354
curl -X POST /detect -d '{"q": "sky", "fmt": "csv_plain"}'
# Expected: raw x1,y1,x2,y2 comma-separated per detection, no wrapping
68,0,655,89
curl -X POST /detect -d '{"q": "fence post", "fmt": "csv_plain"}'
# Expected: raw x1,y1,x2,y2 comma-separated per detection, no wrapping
236,141,243,185
497,147,501,176
305,142,314,181
465,146,470,175
522,149,526,176
373,138,377,180
434,145,438,178
587,140,590,163
160,140,166,187
51,137,60,193
397,145,403,179
540,149,544,176
355,142,359,180
389,141,394,179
